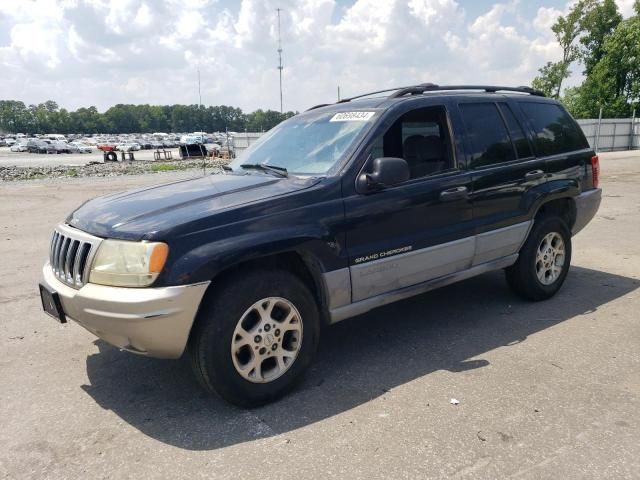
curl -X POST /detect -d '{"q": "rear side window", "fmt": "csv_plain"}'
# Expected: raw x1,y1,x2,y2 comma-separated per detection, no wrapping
459,103,515,168
518,102,589,156
498,104,532,159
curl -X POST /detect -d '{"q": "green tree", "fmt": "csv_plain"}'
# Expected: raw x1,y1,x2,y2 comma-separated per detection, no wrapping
533,0,593,98
562,12,640,117
579,0,622,76
0,99,297,134
551,0,590,96
532,62,567,97
0,100,31,133
70,106,103,133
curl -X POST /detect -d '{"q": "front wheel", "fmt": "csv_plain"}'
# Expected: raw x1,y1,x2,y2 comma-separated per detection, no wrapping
188,269,320,407
506,215,572,301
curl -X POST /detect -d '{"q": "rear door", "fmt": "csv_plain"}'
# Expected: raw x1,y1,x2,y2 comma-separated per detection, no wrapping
457,99,546,265
343,102,475,302
515,101,593,190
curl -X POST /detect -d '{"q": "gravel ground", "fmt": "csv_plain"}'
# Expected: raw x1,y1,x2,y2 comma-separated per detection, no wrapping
0,158,228,181
0,152,639,479
0,146,183,168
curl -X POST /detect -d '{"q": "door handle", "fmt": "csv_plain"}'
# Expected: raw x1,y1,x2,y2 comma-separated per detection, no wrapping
439,186,468,202
524,170,545,181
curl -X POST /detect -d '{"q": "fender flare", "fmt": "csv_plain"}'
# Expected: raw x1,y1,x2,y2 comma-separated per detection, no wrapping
527,180,580,225
164,223,343,286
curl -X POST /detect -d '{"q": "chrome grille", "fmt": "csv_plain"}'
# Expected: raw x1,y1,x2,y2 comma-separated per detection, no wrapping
49,224,102,288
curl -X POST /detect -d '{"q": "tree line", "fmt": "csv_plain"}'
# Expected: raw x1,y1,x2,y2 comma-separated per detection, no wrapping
532,0,640,118
0,100,297,135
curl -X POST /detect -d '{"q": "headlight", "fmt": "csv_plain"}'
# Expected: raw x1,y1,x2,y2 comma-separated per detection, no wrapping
89,240,169,287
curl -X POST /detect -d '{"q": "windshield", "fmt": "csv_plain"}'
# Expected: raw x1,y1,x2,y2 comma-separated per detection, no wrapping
229,110,378,175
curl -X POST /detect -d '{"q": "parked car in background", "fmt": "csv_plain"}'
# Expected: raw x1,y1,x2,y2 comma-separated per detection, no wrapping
10,142,29,152
68,142,93,153
45,134,67,142
5,138,16,146
97,143,116,152
27,139,56,154
51,141,71,154
116,143,139,152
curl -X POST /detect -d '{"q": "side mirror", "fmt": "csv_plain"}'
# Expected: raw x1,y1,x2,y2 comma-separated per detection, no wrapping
357,157,410,192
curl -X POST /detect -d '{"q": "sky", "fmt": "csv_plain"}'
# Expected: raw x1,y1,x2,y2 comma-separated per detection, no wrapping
0,0,637,113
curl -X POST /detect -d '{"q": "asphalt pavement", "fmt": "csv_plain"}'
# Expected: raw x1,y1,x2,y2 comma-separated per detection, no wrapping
0,152,639,479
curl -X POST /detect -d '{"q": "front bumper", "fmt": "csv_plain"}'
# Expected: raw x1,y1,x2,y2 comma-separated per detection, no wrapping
42,263,210,358
572,188,602,235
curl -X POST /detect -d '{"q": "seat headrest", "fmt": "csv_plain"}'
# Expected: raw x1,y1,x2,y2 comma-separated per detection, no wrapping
420,135,444,161
403,135,425,160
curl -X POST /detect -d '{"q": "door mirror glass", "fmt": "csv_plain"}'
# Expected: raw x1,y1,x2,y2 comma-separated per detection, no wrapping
357,157,410,192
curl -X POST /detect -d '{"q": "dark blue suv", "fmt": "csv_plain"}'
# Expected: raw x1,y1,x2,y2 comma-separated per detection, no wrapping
40,84,602,406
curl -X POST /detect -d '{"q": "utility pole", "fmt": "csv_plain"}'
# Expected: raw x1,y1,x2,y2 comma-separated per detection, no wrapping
276,8,284,114
198,67,205,176
337,85,341,101
198,67,202,109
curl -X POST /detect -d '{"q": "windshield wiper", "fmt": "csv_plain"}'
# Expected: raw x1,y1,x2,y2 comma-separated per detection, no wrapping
240,163,288,178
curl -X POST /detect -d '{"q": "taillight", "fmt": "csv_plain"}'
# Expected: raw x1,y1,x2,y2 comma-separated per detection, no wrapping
591,155,600,188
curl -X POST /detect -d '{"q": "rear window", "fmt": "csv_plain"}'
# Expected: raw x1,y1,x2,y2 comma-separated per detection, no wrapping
518,102,588,156
459,103,515,168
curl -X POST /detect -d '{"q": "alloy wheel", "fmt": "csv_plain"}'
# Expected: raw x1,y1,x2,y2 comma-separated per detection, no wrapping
535,232,566,285
231,297,303,383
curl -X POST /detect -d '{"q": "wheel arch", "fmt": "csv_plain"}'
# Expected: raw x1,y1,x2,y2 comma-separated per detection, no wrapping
533,195,577,231
195,248,333,327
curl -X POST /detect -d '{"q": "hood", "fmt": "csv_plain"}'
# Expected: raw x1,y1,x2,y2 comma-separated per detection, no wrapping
67,173,319,240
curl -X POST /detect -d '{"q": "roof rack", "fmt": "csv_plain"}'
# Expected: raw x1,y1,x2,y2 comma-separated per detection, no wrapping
306,86,417,111
389,84,546,98
305,83,545,111
336,85,417,103
306,103,332,111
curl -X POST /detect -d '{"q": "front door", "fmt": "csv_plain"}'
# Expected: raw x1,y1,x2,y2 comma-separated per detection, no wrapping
343,104,475,303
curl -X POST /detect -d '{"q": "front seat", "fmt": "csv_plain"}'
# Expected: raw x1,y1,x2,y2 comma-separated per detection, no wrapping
403,135,425,177
403,135,446,178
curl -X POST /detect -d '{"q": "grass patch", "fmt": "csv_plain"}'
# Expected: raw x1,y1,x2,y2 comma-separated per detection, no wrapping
151,163,182,172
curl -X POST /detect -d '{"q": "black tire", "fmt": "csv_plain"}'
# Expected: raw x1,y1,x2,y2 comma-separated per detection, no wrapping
188,269,320,408
506,214,572,301
105,151,117,162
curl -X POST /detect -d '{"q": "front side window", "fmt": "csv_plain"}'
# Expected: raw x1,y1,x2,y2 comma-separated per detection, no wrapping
517,102,589,156
459,102,515,168
370,106,454,180
229,110,378,175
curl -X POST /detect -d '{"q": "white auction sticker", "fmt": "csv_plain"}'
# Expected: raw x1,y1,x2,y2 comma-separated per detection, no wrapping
330,111,376,122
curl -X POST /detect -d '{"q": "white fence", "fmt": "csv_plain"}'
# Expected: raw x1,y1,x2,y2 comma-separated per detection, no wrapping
577,118,640,152
232,122,638,155
232,132,264,155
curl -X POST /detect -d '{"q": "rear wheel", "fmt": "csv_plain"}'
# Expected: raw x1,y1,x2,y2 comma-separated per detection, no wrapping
506,215,572,301
188,269,320,407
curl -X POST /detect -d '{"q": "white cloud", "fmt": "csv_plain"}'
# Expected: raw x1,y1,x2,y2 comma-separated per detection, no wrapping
616,0,637,16
409,0,461,26
0,0,635,113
